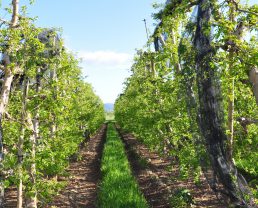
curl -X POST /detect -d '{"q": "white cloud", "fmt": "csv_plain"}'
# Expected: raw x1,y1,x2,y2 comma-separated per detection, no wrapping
77,50,133,103
78,50,133,68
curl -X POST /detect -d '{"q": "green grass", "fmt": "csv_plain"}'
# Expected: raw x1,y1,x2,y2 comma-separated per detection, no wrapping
97,123,148,208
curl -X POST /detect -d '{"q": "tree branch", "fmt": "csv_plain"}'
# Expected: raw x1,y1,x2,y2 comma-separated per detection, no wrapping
237,117,258,133
0,18,11,26
227,0,258,17
4,112,23,125
238,9,258,17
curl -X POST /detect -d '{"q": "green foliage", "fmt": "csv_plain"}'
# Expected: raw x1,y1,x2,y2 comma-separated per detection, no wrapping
115,0,258,201
0,7,105,204
97,123,148,208
169,188,194,208
115,41,201,180
37,179,67,206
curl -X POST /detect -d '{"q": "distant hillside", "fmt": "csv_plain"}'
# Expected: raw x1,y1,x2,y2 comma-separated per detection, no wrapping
104,103,114,112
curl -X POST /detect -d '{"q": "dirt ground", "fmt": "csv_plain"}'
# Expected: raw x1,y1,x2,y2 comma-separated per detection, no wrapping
47,124,107,208
116,126,226,208
4,123,227,208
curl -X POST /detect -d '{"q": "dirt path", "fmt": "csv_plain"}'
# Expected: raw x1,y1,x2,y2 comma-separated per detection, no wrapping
116,126,226,208
47,124,107,208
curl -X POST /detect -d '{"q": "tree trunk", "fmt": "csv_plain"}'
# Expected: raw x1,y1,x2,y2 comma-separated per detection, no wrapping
25,68,42,208
171,28,181,73
194,0,251,206
249,67,258,105
227,78,234,162
50,68,57,138
17,78,29,208
227,2,236,163
0,1,19,206
25,113,37,208
0,69,14,207
0,114,4,207
33,68,41,143
11,0,19,27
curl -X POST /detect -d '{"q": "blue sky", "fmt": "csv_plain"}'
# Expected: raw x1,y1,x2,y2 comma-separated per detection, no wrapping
1,0,256,103
1,0,164,103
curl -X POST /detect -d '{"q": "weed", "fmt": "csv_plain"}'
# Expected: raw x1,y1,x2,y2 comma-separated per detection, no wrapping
169,188,194,208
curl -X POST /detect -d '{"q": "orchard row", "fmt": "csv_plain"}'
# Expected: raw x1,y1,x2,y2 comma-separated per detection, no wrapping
115,1,258,207
0,1,105,207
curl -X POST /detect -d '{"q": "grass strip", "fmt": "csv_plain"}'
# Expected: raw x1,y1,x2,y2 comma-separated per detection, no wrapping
97,123,148,208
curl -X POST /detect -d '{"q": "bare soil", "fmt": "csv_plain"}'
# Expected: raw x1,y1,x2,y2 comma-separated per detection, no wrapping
116,126,226,208
47,124,107,208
